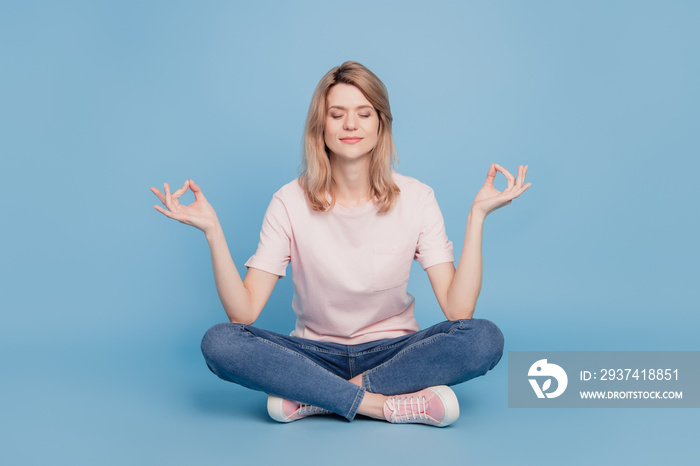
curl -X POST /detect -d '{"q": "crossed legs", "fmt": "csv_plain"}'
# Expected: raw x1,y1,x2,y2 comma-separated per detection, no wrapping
200,318,504,423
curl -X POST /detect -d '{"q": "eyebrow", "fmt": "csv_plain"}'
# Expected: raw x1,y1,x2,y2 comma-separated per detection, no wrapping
327,105,375,111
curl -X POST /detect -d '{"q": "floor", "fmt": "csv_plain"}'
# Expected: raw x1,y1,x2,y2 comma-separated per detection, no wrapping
4,330,696,466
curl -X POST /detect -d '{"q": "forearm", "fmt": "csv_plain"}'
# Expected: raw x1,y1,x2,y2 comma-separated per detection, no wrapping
205,224,257,324
445,210,485,320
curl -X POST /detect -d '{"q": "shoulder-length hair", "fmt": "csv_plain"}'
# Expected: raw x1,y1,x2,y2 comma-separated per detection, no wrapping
299,61,400,214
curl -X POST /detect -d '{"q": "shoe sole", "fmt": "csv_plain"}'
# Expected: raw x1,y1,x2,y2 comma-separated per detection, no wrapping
267,395,293,423
269,388,459,426
428,385,460,427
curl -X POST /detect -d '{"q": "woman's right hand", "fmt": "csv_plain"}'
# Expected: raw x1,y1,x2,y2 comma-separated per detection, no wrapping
150,179,220,235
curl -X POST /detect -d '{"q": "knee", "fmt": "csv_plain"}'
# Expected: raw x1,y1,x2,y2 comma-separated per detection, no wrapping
459,318,505,371
200,322,245,365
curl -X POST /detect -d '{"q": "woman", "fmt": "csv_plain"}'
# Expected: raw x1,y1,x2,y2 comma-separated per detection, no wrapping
151,61,530,427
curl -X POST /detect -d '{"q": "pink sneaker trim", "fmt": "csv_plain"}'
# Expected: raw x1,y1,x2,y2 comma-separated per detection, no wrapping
267,395,332,423
383,385,459,427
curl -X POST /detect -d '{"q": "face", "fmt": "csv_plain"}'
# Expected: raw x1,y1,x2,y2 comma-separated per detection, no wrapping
324,83,380,162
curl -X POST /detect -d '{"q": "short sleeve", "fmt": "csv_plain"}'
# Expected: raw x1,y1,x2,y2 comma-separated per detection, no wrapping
414,189,454,270
244,194,292,277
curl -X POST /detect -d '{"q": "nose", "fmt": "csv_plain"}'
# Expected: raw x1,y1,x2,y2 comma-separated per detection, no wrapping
343,114,357,131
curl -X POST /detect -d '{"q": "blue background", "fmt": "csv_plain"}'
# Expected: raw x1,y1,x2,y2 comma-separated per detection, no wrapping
2,0,698,464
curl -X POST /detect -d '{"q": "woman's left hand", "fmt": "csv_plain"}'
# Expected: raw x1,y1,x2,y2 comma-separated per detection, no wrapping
470,163,531,219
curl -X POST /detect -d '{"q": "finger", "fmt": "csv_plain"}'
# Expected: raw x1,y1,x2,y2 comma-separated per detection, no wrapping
519,165,529,188
166,182,184,208
494,163,515,189
512,182,532,199
516,165,524,189
153,205,174,218
172,180,190,198
150,186,166,204
189,179,207,201
494,163,515,188
164,182,173,211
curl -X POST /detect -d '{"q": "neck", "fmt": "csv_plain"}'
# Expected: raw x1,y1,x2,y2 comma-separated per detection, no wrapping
329,153,372,209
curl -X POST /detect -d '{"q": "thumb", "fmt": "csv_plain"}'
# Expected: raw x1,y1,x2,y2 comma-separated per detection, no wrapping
189,179,207,201
484,163,497,185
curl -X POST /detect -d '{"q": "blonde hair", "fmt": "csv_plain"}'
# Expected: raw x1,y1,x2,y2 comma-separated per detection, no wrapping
299,61,400,214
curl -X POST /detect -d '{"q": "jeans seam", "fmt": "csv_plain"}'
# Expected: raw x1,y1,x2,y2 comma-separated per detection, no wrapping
294,343,347,355
352,321,463,356
346,386,365,421
240,324,347,356
353,340,409,356
363,372,372,393
250,337,365,420
362,331,453,383
348,345,355,378
249,333,357,402
252,336,336,368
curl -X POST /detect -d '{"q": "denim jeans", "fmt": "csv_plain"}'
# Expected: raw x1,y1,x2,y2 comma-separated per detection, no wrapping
200,318,504,421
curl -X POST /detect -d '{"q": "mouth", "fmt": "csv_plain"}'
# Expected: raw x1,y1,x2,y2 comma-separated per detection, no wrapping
340,137,363,144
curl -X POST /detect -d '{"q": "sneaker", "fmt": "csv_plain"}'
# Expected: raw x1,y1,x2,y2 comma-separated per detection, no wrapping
383,385,459,427
267,395,333,423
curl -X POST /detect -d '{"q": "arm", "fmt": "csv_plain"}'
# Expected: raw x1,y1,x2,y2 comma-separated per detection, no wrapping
151,179,277,324
205,225,278,324
426,164,531,320
426,211,484,320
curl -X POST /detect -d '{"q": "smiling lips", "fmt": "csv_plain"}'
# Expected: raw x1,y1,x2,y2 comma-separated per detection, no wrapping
340,137,363,144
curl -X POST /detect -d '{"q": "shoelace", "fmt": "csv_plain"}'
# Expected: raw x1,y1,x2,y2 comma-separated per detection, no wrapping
298,403,330,415
386,395,428,423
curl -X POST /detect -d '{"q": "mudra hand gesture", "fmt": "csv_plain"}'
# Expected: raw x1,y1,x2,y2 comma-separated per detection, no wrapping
470,163,531,218
150,179,219,234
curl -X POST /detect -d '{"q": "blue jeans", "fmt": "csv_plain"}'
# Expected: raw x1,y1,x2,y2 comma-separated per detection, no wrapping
200,318,504,421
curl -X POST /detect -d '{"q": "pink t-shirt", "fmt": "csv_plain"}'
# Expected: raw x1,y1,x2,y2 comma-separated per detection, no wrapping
245,172,454,344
